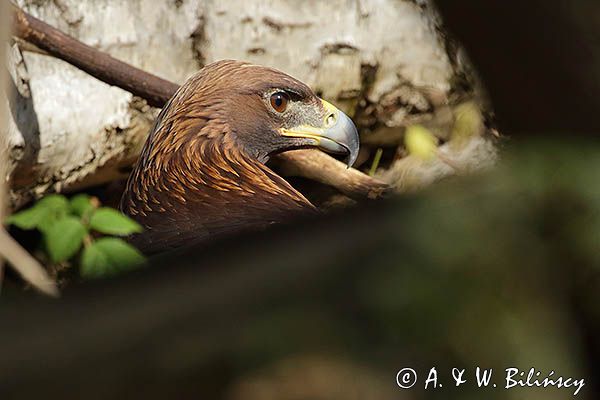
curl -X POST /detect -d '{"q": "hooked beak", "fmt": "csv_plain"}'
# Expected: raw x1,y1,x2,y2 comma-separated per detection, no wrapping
279,99,360,167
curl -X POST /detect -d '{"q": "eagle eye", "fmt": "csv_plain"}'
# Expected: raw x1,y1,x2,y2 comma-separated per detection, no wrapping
270,92,290,113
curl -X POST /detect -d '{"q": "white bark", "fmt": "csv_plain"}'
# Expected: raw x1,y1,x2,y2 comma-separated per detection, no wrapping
5,0,491,208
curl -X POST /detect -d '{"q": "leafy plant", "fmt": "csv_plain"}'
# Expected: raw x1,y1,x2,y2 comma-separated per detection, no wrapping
6,194,146,279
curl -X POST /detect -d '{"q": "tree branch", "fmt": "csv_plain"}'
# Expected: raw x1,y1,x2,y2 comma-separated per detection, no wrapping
9,2,389,200
10,2,177,108
275,150,390,199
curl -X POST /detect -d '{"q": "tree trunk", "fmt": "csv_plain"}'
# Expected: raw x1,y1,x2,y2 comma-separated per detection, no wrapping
6,0,494,208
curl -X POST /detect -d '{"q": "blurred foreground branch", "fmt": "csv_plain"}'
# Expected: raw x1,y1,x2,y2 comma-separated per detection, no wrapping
9,3,389,201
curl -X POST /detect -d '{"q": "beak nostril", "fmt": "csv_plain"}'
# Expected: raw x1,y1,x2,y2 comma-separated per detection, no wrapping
326,113,337,127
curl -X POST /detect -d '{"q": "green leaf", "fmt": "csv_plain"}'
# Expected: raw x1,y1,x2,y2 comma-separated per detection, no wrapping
80,238,146,278
5,206,48,230
36,194,70,233
5,194,69,231
405,125,438,160
44,216,87,263
89,208,142,236
80,243,111,276
70,194,94,218
37,194,69,212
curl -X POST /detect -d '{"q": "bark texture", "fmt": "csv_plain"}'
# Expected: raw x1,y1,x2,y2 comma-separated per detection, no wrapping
6,0,493,207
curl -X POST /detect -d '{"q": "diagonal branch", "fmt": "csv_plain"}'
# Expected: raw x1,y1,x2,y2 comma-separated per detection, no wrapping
10,2,176,108
9,2,389,200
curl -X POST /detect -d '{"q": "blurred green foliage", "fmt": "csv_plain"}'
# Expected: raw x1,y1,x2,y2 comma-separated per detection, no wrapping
6,194,145,278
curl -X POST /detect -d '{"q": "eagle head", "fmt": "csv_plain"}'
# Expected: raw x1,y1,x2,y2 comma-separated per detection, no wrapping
178,60,358,165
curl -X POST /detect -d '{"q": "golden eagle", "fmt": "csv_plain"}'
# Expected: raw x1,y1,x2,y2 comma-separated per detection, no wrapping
121,60,359,254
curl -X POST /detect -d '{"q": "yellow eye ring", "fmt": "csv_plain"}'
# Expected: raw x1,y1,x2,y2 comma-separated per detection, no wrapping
270,92,289,113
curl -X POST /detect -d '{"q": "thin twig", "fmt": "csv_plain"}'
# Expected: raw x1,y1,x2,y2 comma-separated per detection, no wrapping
0,229,60,297
368,148,384,177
